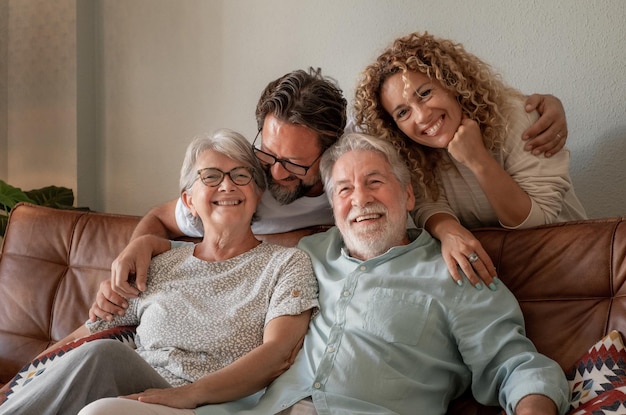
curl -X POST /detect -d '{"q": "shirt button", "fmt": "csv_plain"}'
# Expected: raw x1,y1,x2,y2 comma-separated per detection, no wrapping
359,265,367,271
291,289,301,297
314,382,322,389
343,290,350,297
328,345,335,353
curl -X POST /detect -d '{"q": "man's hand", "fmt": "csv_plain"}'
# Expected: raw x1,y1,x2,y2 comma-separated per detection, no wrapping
110,236,156,298
515,393,559,415
112,234,172,294
88,280,128,322
523,94,568,157
88,235,172,322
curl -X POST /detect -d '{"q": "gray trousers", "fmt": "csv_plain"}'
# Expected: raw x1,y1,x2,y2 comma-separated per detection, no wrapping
0,339,171,415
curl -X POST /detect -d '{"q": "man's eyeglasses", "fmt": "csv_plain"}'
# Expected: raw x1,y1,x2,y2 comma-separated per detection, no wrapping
252,129,322,176
197,167,254,187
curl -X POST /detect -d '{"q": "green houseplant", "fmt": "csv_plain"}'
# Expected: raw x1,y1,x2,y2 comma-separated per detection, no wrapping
0,180,76,237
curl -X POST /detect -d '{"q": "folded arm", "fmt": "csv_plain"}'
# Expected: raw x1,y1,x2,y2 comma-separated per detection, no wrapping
121,311,312,408
453,284,569,414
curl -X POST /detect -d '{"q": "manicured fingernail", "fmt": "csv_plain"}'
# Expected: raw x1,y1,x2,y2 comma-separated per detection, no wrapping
457,279,464,287
475,283,483,290
488,282,497,291
494,277,501,284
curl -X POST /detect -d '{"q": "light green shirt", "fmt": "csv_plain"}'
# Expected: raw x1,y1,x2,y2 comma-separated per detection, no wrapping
196,227,569,415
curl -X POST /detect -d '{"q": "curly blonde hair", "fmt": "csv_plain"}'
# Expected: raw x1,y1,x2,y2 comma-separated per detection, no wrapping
354,31,523,200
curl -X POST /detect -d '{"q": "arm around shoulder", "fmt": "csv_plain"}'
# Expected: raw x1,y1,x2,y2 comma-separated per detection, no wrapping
522,94,568,157
131,199,185,240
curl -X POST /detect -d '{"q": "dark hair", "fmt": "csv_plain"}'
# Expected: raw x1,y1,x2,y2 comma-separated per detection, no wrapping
255,67,347,153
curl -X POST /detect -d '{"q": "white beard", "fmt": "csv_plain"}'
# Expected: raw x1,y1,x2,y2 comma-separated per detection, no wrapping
340,203,407,260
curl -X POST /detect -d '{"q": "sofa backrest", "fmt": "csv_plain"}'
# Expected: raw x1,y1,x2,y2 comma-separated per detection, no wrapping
0,203,140,383
1,203,626,414
475,218,626,371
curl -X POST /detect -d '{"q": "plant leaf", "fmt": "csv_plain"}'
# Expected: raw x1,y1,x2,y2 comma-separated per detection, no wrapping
25,186,74,208
0,180,34,211
0,214,7,237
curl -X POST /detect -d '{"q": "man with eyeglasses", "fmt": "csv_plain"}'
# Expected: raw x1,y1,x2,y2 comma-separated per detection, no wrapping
90,67,569,317
172,68,346,240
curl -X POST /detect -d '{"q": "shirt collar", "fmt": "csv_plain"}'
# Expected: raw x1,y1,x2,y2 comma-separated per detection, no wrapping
340,228,425,264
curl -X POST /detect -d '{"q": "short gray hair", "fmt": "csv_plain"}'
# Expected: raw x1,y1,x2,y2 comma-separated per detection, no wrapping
320,132,411,204
179,129,266,194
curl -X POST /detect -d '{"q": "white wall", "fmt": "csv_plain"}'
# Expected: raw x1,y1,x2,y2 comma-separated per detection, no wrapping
5,0,626,219
5,0,78,194
0,0,7,180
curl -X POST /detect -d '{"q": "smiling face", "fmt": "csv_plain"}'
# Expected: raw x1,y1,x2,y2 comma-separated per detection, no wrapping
183,150,262,230
380,71,463,149
330,149,415,260
259,114,324,204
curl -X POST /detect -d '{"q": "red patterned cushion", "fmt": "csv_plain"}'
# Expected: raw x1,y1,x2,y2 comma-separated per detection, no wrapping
568,388,626,414
565,330,626,414
0,326,136,405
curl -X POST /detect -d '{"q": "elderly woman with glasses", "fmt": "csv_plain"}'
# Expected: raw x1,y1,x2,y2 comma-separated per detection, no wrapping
0,129,318,415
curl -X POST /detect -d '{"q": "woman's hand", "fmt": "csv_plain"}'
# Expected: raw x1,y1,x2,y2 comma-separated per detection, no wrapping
122,384,201,409
425,213,497,289
439,225,497,290
446,118,491,168
522,94,567,157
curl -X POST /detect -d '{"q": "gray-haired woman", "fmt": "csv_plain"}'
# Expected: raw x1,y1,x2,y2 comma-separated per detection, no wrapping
1,129,318,415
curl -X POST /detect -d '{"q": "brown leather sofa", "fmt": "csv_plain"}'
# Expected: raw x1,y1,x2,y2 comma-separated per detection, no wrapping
1,202,625,414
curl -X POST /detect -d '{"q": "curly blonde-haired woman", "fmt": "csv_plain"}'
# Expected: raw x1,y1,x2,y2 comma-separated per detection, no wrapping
354,31,586,288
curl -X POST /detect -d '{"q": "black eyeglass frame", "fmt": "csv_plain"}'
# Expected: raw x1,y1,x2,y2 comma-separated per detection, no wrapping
251,129,323,176
196,167,254,187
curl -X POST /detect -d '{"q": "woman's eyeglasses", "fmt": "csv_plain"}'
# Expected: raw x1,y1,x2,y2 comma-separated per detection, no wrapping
196,167,254,187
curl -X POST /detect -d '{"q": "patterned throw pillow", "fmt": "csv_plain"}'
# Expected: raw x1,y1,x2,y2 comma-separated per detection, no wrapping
565,330,626,414
0,326,136,405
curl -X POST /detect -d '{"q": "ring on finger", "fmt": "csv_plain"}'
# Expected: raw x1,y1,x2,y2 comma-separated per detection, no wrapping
467,252,479,263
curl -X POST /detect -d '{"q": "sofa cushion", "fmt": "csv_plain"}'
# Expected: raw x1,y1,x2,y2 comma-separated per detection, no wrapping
568,389,626,414
0,326,136,405
566,330,626,413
